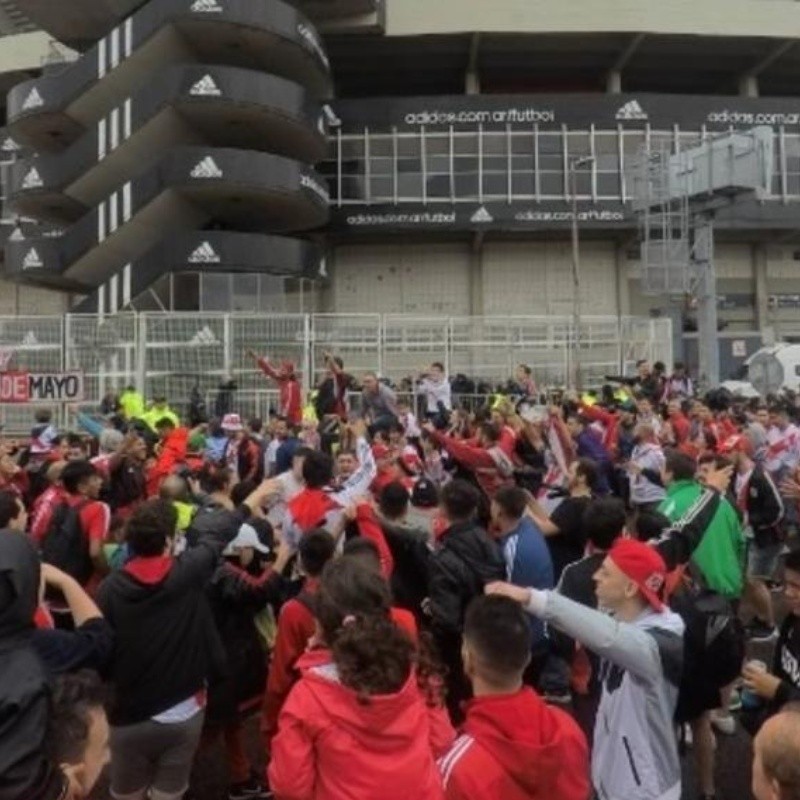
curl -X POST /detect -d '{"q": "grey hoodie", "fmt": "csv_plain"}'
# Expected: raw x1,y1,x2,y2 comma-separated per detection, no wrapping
526,590,684,800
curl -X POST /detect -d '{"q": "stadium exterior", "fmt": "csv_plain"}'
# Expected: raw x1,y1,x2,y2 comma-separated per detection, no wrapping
1,1,800,376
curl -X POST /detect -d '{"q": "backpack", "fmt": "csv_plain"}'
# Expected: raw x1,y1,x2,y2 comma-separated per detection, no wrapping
40,500,94,586
667,564,745,723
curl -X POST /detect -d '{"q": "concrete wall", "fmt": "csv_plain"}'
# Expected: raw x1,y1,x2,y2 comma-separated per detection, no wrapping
329,239,620,317
0,278,69,315
328,237,799,339
385,0,800,38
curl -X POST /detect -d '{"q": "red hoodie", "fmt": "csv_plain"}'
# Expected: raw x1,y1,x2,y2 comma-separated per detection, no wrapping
439,688,589,800
268,649,454,800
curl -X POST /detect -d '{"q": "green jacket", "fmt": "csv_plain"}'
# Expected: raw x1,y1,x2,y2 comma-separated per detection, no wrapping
658,479,703,521
658,479,745,598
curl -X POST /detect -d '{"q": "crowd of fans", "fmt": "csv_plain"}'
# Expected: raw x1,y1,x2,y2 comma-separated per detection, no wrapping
3,352,800,800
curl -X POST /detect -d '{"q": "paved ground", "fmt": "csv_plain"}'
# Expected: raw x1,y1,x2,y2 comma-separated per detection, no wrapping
93,603,785,800
92,665,766,800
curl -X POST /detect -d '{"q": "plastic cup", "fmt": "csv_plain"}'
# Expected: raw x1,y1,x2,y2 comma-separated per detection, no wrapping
742,659,768,710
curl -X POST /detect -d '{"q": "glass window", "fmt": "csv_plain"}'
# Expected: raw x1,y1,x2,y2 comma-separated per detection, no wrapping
232,274,258,312
201,274,231,311
595,131,620,200
784,133,800,197
172,273,199,311
370,176,394,201
538,132,564,198
259,275,287,312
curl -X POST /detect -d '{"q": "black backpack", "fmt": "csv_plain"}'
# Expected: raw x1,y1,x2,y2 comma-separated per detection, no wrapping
40,500,94,585
669,566,745,724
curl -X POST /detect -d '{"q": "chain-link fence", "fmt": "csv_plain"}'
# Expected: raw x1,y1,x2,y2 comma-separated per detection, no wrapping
0,312,672,433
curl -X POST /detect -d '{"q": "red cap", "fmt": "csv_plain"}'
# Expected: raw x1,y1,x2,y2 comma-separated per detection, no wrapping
607,538,667,612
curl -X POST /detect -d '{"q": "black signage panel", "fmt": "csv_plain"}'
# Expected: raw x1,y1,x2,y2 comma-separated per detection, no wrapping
330,92,800,132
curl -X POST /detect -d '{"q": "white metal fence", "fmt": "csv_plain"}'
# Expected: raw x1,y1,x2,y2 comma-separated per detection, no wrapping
0,312,672,433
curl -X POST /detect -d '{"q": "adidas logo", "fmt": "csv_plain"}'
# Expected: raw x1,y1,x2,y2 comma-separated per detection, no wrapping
615,100,648,121
2,137,19,151
21,87,44,111
189,325,220,345
190,75,221,97
190,156,223,179
470,206,494,224
22,167,43,190
22,248,43,270
188,241,220,264
9,228,24,241
191,0,222,11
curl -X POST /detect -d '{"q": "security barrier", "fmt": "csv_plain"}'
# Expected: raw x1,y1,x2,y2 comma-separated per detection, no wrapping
0,312,672,433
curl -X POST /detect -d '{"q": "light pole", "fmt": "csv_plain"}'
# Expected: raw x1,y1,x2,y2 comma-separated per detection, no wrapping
569,155,595,391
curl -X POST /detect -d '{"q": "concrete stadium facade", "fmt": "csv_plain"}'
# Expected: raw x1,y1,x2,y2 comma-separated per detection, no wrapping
1,0,800,375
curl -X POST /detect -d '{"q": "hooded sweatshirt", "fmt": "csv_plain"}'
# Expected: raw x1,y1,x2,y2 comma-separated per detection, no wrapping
526,591,685,800
268,649,454,800
0,535,63,800
439,688,589,800
97,506,246,725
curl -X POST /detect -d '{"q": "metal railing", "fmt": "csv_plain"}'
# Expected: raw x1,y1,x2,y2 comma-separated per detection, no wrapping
0,312,672,433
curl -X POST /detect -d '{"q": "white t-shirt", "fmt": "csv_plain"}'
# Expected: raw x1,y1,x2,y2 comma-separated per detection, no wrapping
419,377,452,414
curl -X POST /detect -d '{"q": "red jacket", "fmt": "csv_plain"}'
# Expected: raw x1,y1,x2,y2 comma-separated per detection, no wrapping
439,688,589,800
268,649,454,800
258,358,302,425
146,427,189,496
261,594,418,752
29,484,67,544
261,580,319,749
431,431,514,500
668,412,691,445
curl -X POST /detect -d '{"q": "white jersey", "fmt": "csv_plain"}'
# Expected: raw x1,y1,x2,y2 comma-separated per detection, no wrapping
766,424,800,475
418,377,452,414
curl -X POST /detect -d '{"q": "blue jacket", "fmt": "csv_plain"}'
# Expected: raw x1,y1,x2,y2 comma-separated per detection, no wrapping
502,516,554,646
576,429,612,493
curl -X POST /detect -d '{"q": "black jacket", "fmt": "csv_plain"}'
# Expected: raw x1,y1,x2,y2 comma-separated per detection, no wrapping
379,519,431,621
32,617,114,677
428,520,505,641
772,614,800,710
744,465,784,547
97,507,247,725
206,560,285,724
0,535,62,800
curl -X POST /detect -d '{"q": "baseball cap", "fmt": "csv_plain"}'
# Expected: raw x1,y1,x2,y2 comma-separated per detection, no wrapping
607,538,667,612
221,413,243,432
411,477,438,509
223,523,271,556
